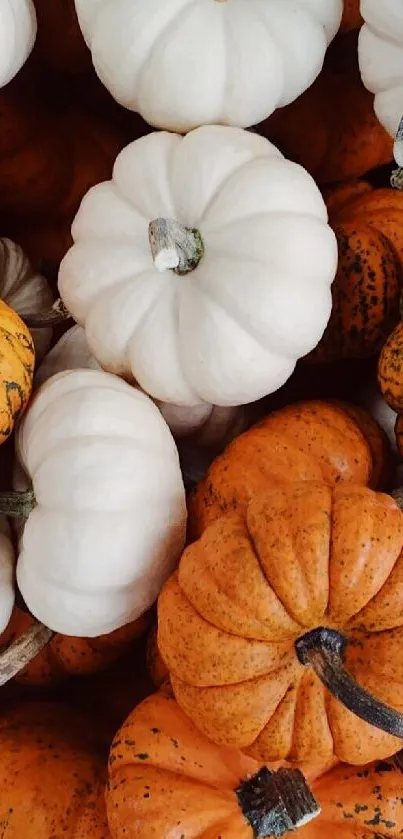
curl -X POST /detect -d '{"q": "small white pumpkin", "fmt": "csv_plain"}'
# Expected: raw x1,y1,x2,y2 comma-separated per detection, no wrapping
58,126,337,408
12,368,186,637
0,238,53,362
0,517,15,634
74,0,342,132
0,0,36,87
358,0,403,138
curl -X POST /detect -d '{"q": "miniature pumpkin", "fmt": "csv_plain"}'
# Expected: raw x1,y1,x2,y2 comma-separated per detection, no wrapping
159,481,403,765
0,605,150,686
262,32,393,184
358,0,403,139
307,180,403,363
74,0,341,132
378,322,403,413
0,0,36,87
106,691,322,839
0,237,53,361
0,298,34,445
59,126,337,408
188,399,382,539
0,701,109,838
0,368,186,639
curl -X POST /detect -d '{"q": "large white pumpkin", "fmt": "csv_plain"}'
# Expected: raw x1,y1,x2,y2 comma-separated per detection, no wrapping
14,369,186,637
58,126,337,407
74,0,342,132
0,238,53,362
0,0,36,87
358,0,403,138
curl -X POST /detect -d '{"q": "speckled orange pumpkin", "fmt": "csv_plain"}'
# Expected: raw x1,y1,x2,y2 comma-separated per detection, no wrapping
0,606,150,685
261,33,393,184
0,701,109,839
188,400,382,540
106,691,330,839
378,322,403,415
308,180,403,363
159,481,403,766
0,299,34,444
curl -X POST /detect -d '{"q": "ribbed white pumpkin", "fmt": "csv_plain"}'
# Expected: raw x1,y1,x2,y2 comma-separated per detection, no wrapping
58,126,337,408
0,239,53,361
358,0,403,138
14,368,187,637
74,0,342,132
0,517,15,633
0,0,36,87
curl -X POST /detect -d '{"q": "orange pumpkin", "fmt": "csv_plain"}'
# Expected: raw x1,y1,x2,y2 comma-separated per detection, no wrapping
378,322,403,415
0,300,35,444
106,691,328,839
260,32,393,184
188,399,385,539
0,606,150,685
159,481,403,765
0,701,109,838
308,181,403,363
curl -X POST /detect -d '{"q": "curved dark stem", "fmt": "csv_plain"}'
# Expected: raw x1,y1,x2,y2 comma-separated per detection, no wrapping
236,767,319,838
295,627,403,738
22,298,72,329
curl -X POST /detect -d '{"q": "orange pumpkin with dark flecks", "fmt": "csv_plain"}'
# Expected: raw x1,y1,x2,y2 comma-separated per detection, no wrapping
308,180,403,363
159,481,403,766
0,606,150,685
378,322,403,415
260,32,393,184
188,399,386,540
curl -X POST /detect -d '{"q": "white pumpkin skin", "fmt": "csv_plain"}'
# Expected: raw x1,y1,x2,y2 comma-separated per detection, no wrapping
58,126,337,408
0,239,53,362
0,0,36,87
0,517,15,634
74,0,342,132
358,0,403,138
14,369,186,637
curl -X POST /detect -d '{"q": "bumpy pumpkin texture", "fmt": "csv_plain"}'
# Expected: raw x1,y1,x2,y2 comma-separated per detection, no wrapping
0,298,34,444
378,321,403,414
188,400,382,539
159,481,403,765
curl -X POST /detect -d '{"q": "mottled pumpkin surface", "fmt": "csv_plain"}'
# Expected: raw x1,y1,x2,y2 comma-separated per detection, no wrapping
106,691,335,839
378,322,403,414
0,299,34,444
300,754,403,839
0,702,109,839
159,482,403,765
0,606,150,685
188,400,375,539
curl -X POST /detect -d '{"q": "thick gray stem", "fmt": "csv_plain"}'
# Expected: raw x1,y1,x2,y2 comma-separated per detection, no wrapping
0,620,54,685
148,218,204,275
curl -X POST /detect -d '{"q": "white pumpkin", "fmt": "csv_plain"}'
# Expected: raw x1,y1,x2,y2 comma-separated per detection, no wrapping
74,0,342,132
13,368,186,637
0,238,53,362
0,517,15,634
36,324,250,445
0,0,36,87
358,0,403,139
58,126,337,408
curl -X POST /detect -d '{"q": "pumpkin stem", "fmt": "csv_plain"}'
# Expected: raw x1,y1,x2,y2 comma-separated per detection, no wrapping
236,767,320,838
22,297,71,329
391,116,403,189
0,489,36,518
0,619,54,686
148,218,204,275
296,627,403,737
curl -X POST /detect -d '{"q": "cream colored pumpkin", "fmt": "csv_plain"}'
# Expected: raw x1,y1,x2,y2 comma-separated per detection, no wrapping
0,239,53,362
13,369,186,637
74,0,342,132
358,0,403,138
58,126,337,408
0,0,36,87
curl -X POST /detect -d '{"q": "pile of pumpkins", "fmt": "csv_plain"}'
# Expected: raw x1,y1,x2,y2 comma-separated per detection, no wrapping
3,0,403,837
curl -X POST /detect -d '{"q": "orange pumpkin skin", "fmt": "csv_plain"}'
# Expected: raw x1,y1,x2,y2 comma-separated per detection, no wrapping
0,607,150,685
309,181,403,363
106,691,334,839
159,481,403,765
0,300,35,444
300,754,403,839
0,702,109,839
378,322,403,414
188,400,376,539
260,33,393,184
